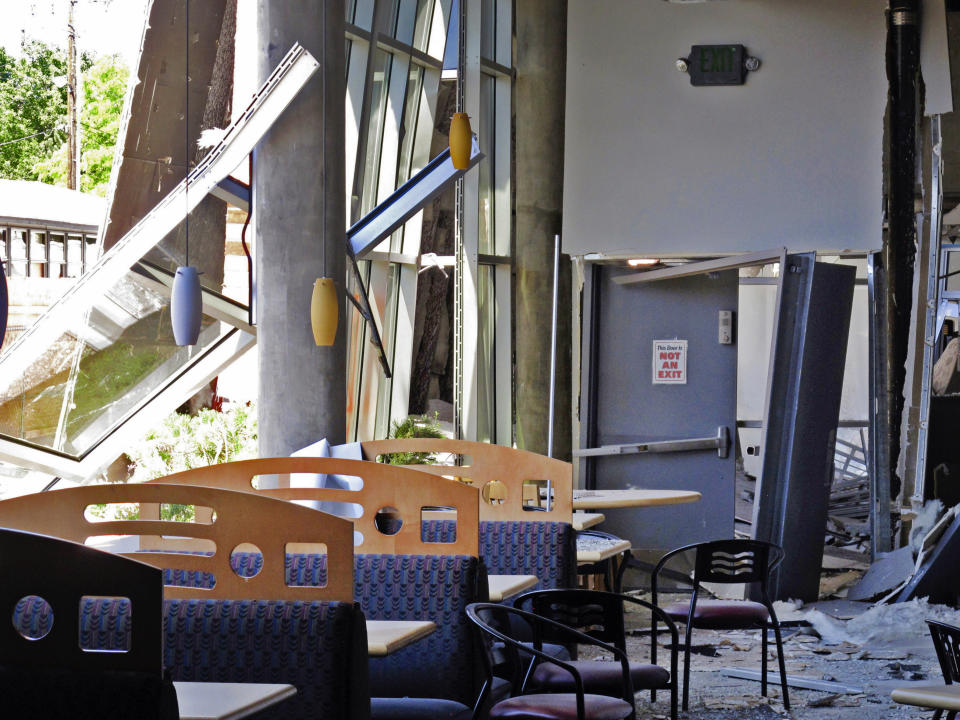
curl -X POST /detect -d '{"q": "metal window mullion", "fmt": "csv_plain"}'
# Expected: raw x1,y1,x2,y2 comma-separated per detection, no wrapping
456,0,481,440
376,32,444,71
480,57,512,79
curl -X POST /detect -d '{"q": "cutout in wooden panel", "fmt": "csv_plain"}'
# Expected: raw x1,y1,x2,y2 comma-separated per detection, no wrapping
13,595,52,641
252,474,365,519
374,507,403,535
521,479,554,512
481,480,508,506
83,503,215,524
421,506,457,544
285,542,328,588
230,543,263,578
78,596,131,653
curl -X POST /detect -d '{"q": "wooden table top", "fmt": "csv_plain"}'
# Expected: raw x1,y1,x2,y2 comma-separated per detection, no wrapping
366,619,437,656
487,574,539,602
572,489,702,509
175,682,296,720
572,512,605,530
576,537,632,563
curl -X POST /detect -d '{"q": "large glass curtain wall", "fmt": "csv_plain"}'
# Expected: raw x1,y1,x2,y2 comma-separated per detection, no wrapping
344,0,513,443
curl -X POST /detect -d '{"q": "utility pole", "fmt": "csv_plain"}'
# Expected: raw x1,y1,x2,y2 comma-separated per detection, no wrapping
66,0,79,190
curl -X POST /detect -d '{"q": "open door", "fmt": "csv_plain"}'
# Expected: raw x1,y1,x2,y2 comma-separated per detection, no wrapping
577,263,739,555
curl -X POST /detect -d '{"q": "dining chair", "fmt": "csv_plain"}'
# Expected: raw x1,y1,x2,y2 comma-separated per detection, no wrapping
466,602,635,720
891,620,960,719
514,588,678,720
1,527,179,719
651,538,789,711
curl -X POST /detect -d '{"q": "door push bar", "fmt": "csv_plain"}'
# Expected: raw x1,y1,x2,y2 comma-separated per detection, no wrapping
573,426,730,459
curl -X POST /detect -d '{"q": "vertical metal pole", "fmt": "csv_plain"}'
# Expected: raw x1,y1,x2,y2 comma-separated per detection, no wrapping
547,234,560,458
868,251,893,556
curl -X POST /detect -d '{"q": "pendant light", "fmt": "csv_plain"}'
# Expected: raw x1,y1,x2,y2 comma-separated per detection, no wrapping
449,112,472,170
310,1,338,347
171,0,201,346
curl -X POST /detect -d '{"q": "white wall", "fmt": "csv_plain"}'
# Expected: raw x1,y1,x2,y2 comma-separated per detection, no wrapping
563,0,887,257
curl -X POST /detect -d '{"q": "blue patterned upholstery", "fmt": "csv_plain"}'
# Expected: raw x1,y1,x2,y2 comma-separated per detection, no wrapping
157,551,328,589
357,554,487,706
422,520,577,590
163,599,369,720
17,597,370,720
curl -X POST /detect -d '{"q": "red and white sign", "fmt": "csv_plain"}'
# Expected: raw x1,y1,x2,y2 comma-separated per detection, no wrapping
653,340,687,384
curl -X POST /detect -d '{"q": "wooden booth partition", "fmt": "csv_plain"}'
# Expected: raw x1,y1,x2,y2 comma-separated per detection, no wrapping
146,457,480,557
0,483,354,602
359,439,573,522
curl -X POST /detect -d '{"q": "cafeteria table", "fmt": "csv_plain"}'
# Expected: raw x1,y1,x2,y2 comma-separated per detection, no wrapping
175,681,296,720
487,574,539,602
366,619,437,656
572,488,702,509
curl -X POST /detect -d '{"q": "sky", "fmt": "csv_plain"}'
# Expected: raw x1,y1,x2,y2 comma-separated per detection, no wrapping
0,0,150,64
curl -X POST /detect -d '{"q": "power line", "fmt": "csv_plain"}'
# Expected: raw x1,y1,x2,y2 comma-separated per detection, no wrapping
0,125,64,148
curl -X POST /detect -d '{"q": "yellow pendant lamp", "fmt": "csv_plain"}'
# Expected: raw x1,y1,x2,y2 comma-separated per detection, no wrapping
449,112,472,169
311,277,338,346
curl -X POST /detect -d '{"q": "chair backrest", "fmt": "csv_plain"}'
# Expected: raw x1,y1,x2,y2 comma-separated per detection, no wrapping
147,457,479,556
928,620,960,684
0,527,162,673
690,539,782,588
0,483,354,601
360,438,573,522
514,588,627,652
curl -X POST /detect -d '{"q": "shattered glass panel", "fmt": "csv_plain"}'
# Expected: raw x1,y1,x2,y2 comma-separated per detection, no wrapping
0,264,236,457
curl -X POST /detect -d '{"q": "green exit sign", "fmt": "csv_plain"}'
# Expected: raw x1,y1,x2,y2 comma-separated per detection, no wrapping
687,45,748,86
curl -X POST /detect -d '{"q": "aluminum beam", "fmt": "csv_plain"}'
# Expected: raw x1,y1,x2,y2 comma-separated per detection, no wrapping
752,254,856,601
613,248,785,285
348,138,484,259
0,43,317,385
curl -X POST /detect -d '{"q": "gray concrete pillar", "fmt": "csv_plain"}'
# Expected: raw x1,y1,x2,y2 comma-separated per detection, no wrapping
256,1,346,455
514,0,571,459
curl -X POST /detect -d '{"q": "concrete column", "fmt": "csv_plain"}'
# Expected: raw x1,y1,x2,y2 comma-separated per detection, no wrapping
514,0,571,459
256,0,345,455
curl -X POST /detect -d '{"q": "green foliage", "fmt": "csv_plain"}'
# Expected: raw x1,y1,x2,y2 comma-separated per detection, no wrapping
126,402,259,483
379,413,445,465
1,40,127,195
0,42,68,180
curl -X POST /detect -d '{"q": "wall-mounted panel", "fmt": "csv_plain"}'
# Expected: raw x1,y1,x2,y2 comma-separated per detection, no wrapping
563,0,886,256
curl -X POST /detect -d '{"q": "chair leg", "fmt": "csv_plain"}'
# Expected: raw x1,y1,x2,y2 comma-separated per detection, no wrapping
761,624,768,696
944,710,955,720
772,622,790,710
932,710,943,720
682,622,693,711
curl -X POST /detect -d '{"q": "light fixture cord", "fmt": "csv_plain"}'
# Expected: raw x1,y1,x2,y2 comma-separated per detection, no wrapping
321,0,326,279
184,0,190,267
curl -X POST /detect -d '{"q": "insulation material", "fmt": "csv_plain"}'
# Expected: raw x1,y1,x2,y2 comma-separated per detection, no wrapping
803,598,960,647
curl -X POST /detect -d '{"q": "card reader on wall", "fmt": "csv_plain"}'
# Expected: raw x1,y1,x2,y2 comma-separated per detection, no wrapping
719,310,735,344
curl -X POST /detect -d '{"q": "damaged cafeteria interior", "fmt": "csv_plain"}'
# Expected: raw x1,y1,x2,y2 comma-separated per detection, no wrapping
5,0,960,718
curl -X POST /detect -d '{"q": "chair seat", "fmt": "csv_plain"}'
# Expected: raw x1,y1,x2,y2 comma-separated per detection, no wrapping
371,697,473,720
662,599,770,629
490,693,634,720
532,660,670,694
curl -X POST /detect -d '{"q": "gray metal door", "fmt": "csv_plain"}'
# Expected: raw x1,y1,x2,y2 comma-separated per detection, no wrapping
579,265,738,554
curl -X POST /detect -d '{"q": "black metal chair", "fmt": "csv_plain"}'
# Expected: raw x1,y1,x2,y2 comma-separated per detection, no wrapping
466,602,635,720
651,539,789,711
891,620,960,718
515,588,678,720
